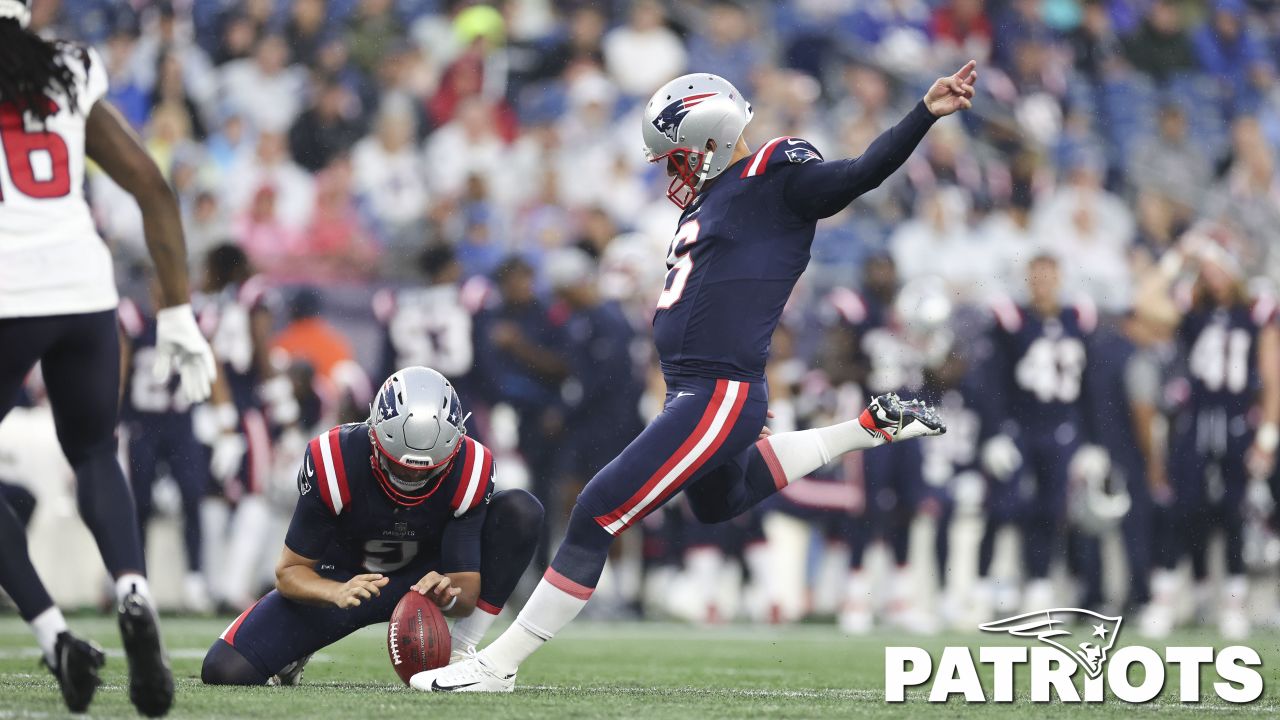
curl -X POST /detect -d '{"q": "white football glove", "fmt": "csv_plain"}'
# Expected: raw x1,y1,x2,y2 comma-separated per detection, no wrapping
981,435,1022,481
1068,444,1111,485
210,433,247,483
154,303,217,403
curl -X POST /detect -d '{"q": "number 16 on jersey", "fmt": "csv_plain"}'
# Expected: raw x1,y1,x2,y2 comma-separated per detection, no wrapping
656,220,700,309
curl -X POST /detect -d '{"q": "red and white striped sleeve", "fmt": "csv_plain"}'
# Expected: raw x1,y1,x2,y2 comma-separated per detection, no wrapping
450,437,494,518
308,427,353,515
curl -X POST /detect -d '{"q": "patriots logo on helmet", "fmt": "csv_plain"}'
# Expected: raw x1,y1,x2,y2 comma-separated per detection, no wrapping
375,380,401,422
651,92,718,143
979,608,1122,679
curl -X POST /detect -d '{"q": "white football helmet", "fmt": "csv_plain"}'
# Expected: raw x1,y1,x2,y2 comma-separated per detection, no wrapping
642,73,753,208
368,367,468,502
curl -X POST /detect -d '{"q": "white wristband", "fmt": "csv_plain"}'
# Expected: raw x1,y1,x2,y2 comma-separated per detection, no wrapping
441,596,458,612
1256,423,1279,454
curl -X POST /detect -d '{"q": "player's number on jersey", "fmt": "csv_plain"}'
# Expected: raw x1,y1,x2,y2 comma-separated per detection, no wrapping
1015,337,1086,403
362,540,420,574
0,101,72,201
1189,324,1251,393
656,220,700,310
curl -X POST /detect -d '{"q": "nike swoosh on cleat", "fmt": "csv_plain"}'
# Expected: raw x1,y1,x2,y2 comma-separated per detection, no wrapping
431,679,480,692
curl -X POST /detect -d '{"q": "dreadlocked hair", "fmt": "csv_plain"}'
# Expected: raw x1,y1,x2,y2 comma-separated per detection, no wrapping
0,20,82,122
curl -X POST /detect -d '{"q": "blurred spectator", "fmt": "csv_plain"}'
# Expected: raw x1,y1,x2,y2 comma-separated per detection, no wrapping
604,0,687,98
101,28,150,128
1032,151,1135,310
1204,116,1280,285
1192,0,1274,107
352,94,430,245
296,157,380,280
1121,0,1196,81
128,2,217,110
219,35,308,133
686,1,762,94
511,5,606,86
284,0,329,67
1127,103,1209,216
272,288,357,382
152,49,208,139
225,132,316,232
1069,0,1124,81
930,0,994,67
424,97,507,200
347,0,406,77
890,187,996,300
290,79,365,173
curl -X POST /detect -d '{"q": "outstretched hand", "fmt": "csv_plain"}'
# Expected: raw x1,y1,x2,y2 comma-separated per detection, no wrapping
924,60,978,118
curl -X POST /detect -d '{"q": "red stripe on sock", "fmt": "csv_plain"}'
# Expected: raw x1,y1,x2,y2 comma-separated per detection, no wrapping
756,437,788,490
544,567,594,601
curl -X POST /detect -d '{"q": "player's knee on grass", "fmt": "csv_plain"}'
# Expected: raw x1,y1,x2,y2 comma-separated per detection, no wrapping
202,640,269,686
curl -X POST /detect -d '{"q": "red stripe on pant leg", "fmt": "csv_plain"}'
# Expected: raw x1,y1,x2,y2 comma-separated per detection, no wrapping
610,380,749,533
544,567,594,601
756,437,788,490
476,599,501,615
594,380,729,529
221,600,260,646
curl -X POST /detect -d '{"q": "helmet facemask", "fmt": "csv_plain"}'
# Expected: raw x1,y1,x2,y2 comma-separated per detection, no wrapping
651,146,715,209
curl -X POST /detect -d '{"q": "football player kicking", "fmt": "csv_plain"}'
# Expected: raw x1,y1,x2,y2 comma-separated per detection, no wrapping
0,2,216,715
201,367,544,686
413,62,977,692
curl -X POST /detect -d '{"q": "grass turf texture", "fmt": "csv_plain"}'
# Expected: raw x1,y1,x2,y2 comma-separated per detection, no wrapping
0,617,1278,718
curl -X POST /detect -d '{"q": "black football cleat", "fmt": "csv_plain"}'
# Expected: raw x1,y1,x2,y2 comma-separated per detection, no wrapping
118,591,174,717
43,631,105,713
859,392,946,443
269,653,312,686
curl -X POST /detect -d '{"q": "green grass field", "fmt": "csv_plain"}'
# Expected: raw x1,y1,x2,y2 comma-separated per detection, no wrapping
1,616,1278,718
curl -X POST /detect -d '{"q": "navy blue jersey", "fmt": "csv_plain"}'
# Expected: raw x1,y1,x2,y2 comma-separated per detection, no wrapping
118,297,190,419
986,297,1097,438
372,280,486,398
196,276,273,413
284,424,495,574
651,102,938,382
1177,293,1277,418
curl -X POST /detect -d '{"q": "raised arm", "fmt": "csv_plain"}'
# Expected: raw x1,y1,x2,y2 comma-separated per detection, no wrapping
782,61,977,221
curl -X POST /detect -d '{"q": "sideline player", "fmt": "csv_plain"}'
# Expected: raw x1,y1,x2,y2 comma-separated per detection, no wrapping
414,62,977,691
0,2,214,714
200,367,544,685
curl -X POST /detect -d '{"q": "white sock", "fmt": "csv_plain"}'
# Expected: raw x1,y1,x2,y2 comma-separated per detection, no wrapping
30,606,68,665
685,547,723,613
481,570,592,675
451,602,501,652
759,420,884,488
223,496,271,607
115,573,153,606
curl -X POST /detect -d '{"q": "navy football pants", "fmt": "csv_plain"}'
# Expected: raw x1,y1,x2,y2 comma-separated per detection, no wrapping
551,375,775,589
202,489,543,682
0,310,145,620
127,416,207,572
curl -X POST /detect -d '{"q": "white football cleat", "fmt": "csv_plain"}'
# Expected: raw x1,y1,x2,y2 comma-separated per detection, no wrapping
409,652,515,693
860,393,946,444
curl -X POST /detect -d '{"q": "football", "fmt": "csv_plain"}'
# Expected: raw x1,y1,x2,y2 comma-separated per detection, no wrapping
387,591,451,685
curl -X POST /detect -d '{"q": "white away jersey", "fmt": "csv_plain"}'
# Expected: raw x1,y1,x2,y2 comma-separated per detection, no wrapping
0,44,114,318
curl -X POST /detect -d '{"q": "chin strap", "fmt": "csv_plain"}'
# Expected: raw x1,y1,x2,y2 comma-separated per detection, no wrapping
693,149,716,191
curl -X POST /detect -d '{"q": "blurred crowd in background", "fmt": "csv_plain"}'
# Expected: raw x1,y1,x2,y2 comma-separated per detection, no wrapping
4,0,1280,635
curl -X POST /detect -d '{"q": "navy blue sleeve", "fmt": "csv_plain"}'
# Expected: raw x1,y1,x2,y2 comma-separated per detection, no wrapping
440,501,487,574
782,100,937,220
283,447,336,560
